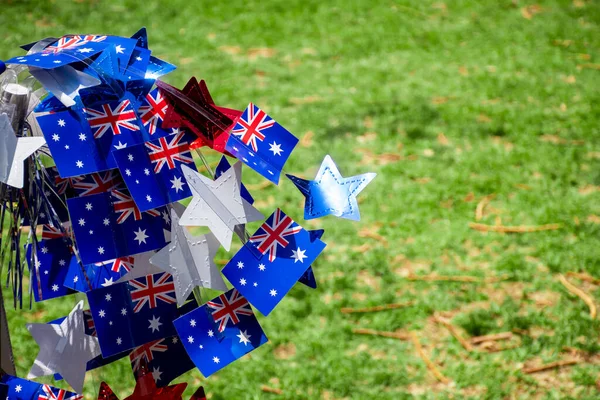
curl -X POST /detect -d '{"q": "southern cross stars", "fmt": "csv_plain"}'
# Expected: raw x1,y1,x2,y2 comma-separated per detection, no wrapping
286,154,376,221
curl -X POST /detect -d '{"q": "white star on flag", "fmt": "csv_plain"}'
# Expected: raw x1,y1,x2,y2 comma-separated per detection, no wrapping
134,228,149,244
291,247,307,263
237,330,252,346
148,315,162,332
269,141,283,156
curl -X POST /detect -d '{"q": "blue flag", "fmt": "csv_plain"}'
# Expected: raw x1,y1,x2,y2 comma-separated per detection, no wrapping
71,169,125,197
129,335,195,388
0,375,82,400
173,289,268,377
225,103,298,184
64,256,134,292
222,209,326,315
86,272,179,357
67,190,169,265
36,108,115,177
25,238,75,302
112,129,197,211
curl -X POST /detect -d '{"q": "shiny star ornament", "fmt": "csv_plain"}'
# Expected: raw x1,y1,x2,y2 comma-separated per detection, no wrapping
179,162,263,251
97,359,187,400
286,155,376,221
27,300,101,393
0,113,46,188
150,209,227,306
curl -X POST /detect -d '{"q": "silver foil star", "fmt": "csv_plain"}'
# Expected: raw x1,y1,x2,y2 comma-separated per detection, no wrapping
179,162,263,251
0,113,46,188
27,300,101,393
150,209,227,306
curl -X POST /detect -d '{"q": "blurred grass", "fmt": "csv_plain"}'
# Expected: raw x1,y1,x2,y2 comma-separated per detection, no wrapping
1,0,600,398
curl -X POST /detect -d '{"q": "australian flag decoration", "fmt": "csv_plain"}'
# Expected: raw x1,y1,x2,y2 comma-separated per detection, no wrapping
36,108,117,177
222,209,327,315
64,256,133,292
225,103,298,184
26,238,75,302
137,87,172,139
0,375,82,400
129,336,195,388
174,288,268,377
113,129,197,211
67,190,168,265
87,272,179,357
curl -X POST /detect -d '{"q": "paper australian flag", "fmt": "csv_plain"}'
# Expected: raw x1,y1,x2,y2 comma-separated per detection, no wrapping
36,108,115,177
222,209,326,315
112,129,197,211
5,35,109,69
87,272,179,357
67,190,168,265
71,169,125,197
0,374,82,400
25,238,75,302
137,87,173,139
225,103,298,184
173,288,268,377
129,335,195,388
64,256,134,292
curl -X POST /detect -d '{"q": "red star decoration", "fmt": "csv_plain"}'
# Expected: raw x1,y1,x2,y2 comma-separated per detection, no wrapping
97,359,188,400
155,78,241,154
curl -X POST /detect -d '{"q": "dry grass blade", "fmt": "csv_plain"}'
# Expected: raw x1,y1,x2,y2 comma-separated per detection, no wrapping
470,332,513,344
522,359,579,374
341,302,414,314
409,331,451,384
475,194,495,221
405,273,508,283
352,328,409,341
469,222,561,233
261,386,283,395
246,181,273,191
566,271,600,285
433,314,473,352
558,274,597,319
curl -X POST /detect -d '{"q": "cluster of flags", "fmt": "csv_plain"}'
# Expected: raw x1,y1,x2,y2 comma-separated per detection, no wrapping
0,28,375,398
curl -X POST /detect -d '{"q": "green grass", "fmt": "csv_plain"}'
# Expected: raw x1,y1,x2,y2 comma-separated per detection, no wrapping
2,0,600,398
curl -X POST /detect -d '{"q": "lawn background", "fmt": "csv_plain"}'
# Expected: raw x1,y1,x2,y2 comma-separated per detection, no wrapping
1,0,600,398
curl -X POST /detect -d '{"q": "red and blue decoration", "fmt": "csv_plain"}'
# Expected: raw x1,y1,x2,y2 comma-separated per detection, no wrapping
0,28,375,398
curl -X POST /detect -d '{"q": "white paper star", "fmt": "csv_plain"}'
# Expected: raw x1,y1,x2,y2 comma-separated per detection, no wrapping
26,301,101,393
0,115,46,188
179,162,263,251
150,209,226,306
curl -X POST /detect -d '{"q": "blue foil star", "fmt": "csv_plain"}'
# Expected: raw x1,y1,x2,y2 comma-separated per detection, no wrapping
286,155,376,221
